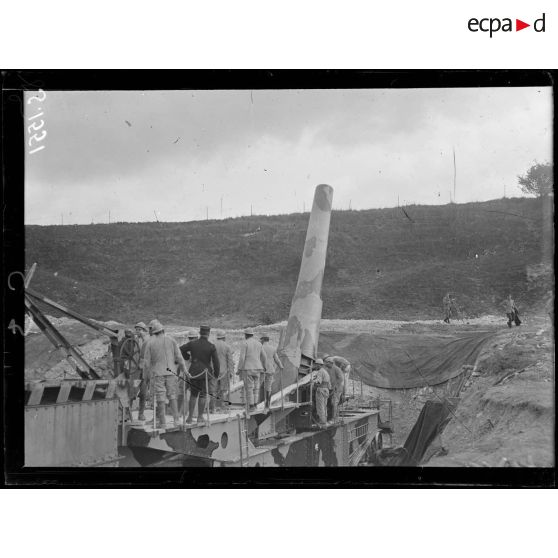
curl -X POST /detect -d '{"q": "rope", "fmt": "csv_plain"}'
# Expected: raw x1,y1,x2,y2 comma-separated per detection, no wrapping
148,367,236,406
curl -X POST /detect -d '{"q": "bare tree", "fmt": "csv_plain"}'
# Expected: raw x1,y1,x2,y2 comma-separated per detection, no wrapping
517,161,553,197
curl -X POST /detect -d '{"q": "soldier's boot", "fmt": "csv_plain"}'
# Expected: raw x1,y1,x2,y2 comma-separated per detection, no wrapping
186,396,197,424
156,404,167,428
197,396,207,422
170,399,180,425
138,397,146,421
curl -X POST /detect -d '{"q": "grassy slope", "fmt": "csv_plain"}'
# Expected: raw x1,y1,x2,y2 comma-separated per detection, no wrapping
25,197,553,326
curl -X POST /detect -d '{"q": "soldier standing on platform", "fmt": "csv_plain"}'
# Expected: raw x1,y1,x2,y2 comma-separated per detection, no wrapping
323,357,344,422
260,335,283,412
143,319,186,427
180,325,220,424
214,330,235,411
313,359,331,426
237,328,267,410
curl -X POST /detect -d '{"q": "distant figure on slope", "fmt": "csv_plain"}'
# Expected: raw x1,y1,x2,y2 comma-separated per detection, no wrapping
504,294,521,328
313,359,331,426
237,328,267,410
260,335,284,412
443,293,452,323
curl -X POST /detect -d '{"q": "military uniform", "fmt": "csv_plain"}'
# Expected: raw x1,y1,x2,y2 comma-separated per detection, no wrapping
443,294,452,323
143,333,184,403
237,335,267,406
214,336,234,409
180,337,220,397
314,366,331,425
330,355,350,397
260,338,282,410
325,361,344,421
261,342,282,391
505,297,521,328
180,333,220,422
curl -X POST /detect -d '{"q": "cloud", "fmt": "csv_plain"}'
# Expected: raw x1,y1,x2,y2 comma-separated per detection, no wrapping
25,87,553,225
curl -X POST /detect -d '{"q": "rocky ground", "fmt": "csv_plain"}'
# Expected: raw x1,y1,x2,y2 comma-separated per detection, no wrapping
25,312,554,467
425,313,554,467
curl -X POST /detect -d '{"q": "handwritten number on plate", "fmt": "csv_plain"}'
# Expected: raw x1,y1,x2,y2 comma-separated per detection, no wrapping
27,89,46,104
28,119,44,133
29,130,47,146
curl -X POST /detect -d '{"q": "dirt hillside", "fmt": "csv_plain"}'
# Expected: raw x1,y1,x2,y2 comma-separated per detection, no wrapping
25,197,553,326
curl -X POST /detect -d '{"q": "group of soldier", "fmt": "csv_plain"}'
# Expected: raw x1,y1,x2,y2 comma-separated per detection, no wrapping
442,292,522,327
122,321,286,428
311,355,351,426
119,320,351,429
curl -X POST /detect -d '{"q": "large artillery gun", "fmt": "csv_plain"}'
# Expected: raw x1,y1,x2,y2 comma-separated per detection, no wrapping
24,184,392,467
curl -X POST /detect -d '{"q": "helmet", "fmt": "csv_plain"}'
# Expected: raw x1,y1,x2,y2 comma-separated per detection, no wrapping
245,328,255,336
148,319,164,334
315,358,324,366
134,321,148,332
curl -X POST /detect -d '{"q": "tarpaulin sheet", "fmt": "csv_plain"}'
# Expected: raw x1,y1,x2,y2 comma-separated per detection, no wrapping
402,399,454,466
318,331,495,389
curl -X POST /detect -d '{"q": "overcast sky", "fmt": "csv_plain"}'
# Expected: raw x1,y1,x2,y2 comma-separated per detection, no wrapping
25,87,552,225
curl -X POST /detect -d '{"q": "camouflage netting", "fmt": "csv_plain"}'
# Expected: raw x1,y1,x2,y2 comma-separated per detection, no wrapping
318,331,496,389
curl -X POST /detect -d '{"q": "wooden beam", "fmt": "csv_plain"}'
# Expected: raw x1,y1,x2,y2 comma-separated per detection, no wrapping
27,384,45,406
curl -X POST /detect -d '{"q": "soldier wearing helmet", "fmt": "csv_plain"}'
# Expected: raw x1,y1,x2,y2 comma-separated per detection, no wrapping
142,319,186,427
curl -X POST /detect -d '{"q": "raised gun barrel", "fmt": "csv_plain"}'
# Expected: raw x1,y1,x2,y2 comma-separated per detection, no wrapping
275,184,334,391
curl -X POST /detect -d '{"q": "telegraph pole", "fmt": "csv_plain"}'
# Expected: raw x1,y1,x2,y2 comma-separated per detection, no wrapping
453,147,457,202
